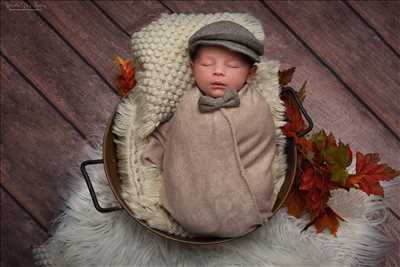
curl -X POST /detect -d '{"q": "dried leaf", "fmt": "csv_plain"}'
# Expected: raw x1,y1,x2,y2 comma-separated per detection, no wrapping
296,137,317,162
310,131,352,186
298,80,307,102
285,186,306,218
313,207,343,236
347,152,399,196
281,93,306,139
299,166,330,216
279,75,397,236
278,67,296,86
116,56,137,97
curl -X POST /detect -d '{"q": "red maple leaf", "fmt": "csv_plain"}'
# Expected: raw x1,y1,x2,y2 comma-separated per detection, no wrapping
285,186,306,218
280,68,398,236
310,131,353,186
299,166,330,217
281,93,306,141
347,152,399,196
313,207,344,236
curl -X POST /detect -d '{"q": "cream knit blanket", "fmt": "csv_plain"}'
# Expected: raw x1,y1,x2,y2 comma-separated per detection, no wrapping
112,13,287,236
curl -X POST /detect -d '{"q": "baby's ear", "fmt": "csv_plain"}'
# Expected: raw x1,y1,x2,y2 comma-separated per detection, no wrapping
190,61,194,70
248,65,257,78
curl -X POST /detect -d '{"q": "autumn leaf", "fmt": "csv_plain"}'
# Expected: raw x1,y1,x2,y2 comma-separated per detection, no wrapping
298,80,307,103
279,74,398,236
310,131,352,186
278,67,296,86
347,152,400,196
313,207,344,236
281,93,306,139
328,141,352,168
311,131,336,153
299,166,316,191
299,165,330,216
279,67,307,140
116,56,137,97
285,186,306,218
296,136,317,162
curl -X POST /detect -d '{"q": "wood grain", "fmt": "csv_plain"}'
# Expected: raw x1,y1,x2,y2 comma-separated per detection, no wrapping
34,1,169,93
163,0,400,169
34,1,131,92
347,1,400,55
94,0,168,34
265,0,400,138
1,1,118,145
0,1,399,266
1,187,49,267
1,58,93,228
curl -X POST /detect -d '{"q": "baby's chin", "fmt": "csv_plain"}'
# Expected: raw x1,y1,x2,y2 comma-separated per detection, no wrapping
209,88,226,98
206,87,236,98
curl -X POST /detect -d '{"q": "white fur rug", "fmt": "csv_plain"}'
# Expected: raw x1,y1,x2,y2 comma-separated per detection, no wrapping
33,151,399,267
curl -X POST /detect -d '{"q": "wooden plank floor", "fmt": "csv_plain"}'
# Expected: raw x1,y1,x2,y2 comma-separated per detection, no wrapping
1,1,399,266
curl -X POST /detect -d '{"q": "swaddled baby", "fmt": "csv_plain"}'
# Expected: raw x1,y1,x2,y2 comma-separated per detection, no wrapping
142,21,276,238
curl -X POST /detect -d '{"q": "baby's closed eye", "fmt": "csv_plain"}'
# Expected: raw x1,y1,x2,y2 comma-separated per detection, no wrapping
199,59,214,66
226,61,243,68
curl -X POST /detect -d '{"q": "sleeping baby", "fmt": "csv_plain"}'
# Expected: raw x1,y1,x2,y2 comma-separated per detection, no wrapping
142,20,277,238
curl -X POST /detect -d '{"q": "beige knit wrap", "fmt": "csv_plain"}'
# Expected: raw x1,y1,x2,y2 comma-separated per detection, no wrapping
143,85,276,237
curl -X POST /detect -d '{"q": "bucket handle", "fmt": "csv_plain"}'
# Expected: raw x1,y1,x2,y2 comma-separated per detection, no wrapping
280,86,314,137
80,159,122,213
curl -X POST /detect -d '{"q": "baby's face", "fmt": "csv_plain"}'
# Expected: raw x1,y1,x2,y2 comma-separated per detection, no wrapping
191,46,256,98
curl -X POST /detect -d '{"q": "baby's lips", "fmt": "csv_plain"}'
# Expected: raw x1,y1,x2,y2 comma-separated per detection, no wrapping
211,81,226,86
210,83,227,90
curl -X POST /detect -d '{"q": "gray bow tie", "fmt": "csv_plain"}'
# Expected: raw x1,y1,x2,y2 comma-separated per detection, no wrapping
198,90,240,113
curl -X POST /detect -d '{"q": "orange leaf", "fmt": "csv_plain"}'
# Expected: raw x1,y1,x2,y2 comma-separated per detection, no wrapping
347,152,399,196
116,56,137,97
285,187,306,218
281,92,306,139
278,72,399,236
313,207,343,236
296,136,317,162
299,166,330,216
298,80,307,102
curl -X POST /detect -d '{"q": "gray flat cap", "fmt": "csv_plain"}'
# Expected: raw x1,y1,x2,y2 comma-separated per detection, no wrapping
188,20,264,62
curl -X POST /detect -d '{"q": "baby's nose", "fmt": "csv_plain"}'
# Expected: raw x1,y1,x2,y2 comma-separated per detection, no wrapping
213,65,225,76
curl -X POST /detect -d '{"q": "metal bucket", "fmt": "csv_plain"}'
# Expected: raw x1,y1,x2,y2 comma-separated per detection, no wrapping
81,87,313,245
